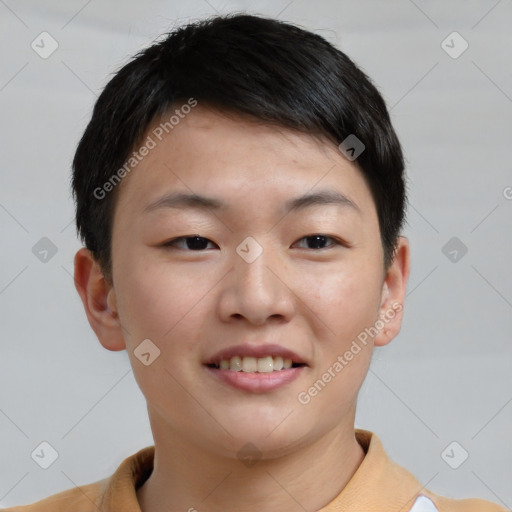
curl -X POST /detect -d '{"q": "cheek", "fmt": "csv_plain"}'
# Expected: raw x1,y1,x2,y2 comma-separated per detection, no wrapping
114,256,208,401
298,264,381,422
113,251,205,346
309,260,383,342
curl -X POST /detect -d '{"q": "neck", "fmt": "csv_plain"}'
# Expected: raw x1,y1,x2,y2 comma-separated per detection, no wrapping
137,413,366,512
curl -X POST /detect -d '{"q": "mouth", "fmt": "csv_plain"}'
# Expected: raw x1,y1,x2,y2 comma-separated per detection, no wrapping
203,344,308,392
207,355,306,373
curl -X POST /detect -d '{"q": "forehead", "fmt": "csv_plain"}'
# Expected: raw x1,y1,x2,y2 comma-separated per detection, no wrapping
112,105,376,222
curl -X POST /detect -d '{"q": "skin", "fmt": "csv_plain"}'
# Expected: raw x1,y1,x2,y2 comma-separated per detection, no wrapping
74,105,410,512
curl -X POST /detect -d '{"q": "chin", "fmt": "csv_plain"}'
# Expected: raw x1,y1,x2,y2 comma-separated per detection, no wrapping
221,414,314,454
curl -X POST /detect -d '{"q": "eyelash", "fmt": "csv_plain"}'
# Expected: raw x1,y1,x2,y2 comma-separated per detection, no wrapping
161,234,346,251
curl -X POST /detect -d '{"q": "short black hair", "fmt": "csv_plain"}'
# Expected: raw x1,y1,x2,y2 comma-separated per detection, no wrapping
72,13,406,283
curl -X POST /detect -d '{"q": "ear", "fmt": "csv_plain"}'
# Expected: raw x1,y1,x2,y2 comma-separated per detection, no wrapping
374,236,410,347
73,247,126,351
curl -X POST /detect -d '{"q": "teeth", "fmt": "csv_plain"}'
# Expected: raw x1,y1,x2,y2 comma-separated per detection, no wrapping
242,356,258,372
273,356,284,371
257,356,273,373
230,356,242,371
218,356,299,372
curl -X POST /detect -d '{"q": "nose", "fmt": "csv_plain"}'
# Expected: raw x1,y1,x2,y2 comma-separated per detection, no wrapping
216,241,296,326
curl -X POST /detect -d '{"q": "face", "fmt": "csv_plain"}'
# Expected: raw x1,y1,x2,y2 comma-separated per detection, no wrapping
77,105,408,459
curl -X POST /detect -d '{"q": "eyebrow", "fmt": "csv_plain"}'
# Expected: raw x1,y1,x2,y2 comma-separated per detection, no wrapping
143,189,360,215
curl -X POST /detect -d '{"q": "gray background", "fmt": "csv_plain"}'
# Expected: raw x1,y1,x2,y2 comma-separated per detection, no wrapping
0,0,511,508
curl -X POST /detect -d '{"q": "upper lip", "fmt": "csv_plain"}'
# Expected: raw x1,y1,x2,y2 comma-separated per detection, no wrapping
204,343,308,366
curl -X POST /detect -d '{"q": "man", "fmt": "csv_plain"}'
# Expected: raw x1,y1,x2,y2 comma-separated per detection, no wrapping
4,13,506,512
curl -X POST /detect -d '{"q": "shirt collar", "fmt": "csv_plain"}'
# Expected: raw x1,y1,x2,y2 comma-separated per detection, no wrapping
319,429,429,511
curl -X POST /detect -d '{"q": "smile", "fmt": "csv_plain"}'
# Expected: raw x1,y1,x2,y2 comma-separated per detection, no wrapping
208,355,306,373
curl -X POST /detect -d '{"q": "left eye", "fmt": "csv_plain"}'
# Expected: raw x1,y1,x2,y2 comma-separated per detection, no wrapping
292,234,340,250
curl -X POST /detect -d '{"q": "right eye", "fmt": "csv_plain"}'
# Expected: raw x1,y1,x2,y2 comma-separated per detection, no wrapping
161,235,218,251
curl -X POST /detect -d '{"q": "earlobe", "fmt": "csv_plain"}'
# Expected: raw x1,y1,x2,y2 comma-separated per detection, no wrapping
73,247,126,351
374,237,410,347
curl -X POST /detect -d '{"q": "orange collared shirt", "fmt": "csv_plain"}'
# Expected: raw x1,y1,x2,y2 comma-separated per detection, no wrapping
2,430,507,512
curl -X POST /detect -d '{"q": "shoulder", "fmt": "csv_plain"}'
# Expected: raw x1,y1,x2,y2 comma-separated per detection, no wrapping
354,430,508,512
0,479,106,512
0,445,154,512
421,492,509,512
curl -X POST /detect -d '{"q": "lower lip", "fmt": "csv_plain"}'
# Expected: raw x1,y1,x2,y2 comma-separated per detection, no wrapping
204,366,305,392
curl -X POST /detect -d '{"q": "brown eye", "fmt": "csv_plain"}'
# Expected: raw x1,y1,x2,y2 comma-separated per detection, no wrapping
163,236,216,251
293,234,340,250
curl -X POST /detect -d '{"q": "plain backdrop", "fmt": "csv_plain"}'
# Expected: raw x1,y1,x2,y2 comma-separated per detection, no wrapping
0,0,511,508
